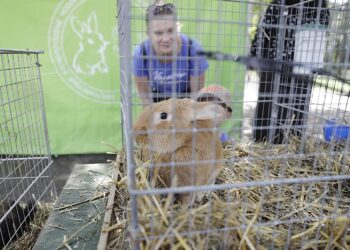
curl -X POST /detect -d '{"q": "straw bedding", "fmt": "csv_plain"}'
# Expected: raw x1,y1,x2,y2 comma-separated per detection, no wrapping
107,137,350,249
7,202,53,250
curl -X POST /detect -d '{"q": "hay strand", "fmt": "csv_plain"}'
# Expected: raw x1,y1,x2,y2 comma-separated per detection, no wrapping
106,137,350,249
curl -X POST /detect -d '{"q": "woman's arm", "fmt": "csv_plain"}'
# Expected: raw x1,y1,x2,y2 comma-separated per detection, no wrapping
135,76,153,107
190,73,205,99
188,37,208,98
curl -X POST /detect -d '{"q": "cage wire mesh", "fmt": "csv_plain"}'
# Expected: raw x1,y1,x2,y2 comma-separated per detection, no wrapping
117,0,350,248
0,49,56,248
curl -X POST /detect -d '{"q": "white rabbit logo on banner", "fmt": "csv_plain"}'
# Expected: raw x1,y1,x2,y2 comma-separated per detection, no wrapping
48,0,118,104
70,11,110,75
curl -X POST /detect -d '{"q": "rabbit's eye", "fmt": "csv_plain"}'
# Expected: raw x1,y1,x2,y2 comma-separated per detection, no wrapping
153,112,171,125
160,112,168,120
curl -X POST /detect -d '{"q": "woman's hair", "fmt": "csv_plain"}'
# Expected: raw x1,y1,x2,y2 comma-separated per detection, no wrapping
145,3,177,26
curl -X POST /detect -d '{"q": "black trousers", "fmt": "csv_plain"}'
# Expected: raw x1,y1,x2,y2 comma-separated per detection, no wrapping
253,72,313,144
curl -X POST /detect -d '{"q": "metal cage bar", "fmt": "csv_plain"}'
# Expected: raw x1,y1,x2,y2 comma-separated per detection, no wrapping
0,49,56,248
117,0,350,249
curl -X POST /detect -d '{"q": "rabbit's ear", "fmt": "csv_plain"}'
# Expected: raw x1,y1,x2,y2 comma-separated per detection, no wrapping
70,16,85,38
187,102,226,121
87,11,98,33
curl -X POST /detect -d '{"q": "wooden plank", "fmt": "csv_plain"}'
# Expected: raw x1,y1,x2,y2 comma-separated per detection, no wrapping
33,163,112,250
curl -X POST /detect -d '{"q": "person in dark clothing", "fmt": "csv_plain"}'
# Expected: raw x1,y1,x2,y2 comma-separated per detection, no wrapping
251,0,329,143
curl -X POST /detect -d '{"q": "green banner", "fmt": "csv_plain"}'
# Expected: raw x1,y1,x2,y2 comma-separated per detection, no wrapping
1,0,121,154
0,0,246,154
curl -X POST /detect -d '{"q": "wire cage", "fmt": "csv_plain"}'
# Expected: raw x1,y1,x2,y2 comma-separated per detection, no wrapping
0,49,56,248
117,0,350,248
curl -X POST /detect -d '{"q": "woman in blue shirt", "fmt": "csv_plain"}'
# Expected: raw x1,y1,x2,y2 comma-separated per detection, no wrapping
133,3,209,106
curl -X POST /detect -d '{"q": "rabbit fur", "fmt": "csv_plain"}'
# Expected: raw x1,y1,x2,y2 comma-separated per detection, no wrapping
133,98,225,204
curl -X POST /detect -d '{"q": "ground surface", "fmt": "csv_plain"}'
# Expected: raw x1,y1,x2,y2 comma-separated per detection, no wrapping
33,163,111,250
52,154,114,195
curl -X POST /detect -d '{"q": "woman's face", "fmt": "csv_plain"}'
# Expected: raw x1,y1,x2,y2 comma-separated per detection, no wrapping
147,16,179,56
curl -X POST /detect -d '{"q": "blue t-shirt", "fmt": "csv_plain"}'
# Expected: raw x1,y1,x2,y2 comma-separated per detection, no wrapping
132,34,209,96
